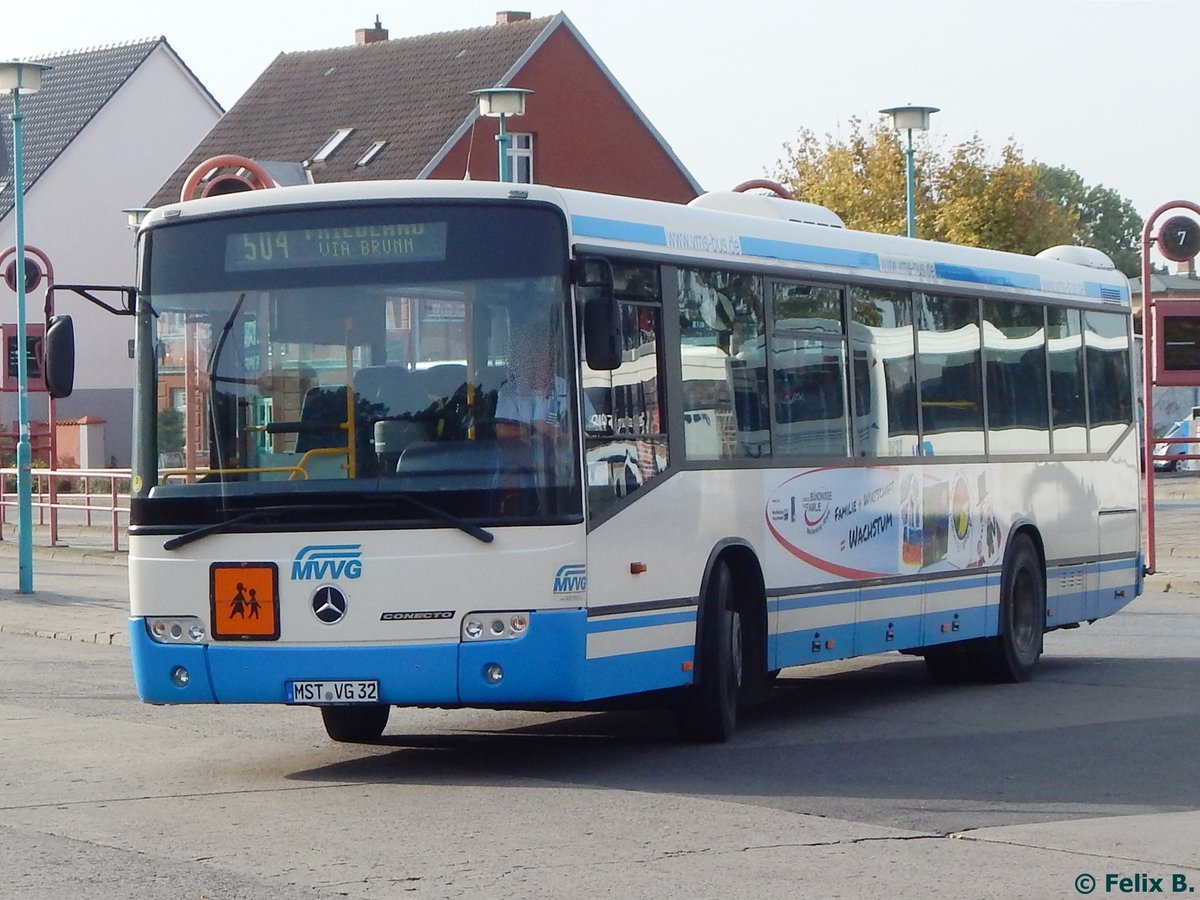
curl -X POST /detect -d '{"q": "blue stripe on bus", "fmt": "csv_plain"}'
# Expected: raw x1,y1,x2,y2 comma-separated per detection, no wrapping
583,646,694,700
851,613,923,658
933,262,1042,290
585,609,696,634
571,216,1129,304
460,609,588,702
1048,589,1087,627
771,589,858,612
132,609,693,707
1085,281,1129,301
128,623,216,703
738,236,881,270
922,575,990,595
773,620,858,666
571,215,667,245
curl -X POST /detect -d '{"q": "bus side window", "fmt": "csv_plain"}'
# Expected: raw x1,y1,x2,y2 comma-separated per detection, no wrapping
916,294,985,456
676,267,768,460
850,286,918,458
585,264,668,523
770,282,848,459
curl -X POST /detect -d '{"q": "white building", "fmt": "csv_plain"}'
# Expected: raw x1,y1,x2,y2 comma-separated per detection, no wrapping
0,38,222,465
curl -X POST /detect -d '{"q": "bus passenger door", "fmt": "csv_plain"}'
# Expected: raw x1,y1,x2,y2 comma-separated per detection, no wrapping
581,269,683,698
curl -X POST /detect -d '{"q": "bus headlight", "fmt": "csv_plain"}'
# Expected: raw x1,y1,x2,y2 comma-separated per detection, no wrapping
147,616,207,644
461,612,531,641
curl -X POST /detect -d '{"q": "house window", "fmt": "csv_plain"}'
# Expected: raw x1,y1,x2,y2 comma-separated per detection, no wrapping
355,141,387,167
508,133,533,183
311,128,354,164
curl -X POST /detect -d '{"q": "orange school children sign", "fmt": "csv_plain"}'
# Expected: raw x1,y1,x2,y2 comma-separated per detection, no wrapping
210,562,280,640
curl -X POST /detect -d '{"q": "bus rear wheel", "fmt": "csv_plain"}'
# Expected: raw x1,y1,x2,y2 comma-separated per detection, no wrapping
677,561,742,743
976,532,1045,683
321,704,390,742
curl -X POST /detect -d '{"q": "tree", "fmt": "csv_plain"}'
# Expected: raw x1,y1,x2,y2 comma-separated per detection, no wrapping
777,117,924,236
934,139,1077,255
1035,164,1142,276
157,406,184,454
774,119,1142,274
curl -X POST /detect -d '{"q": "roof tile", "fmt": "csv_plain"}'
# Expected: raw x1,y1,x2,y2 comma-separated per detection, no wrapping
149,17,554,207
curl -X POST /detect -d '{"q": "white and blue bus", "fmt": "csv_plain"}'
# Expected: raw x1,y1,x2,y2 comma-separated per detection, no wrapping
47,179,1141,742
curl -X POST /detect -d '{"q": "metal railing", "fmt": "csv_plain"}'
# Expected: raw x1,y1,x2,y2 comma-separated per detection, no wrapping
0,466,130,552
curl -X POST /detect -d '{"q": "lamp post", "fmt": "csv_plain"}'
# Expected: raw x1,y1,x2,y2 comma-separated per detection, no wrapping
469,87,533,183
123,206,152,233
1,60,51,594
880,104,938,238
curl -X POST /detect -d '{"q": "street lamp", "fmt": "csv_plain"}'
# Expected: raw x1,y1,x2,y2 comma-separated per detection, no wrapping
469,86,532,183
880,104,938,238
1,60,51,594
123,206,152,232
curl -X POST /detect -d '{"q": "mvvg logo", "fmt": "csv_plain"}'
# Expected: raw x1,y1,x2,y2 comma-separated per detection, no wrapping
291,544,364,581
553,563,587,594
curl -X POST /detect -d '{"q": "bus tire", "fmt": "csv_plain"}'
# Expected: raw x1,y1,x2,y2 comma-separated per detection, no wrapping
677,561,742,743
976,532,1044,683
321,704,390,742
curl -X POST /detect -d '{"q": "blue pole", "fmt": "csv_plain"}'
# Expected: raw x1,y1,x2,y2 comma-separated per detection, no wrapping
497,113,510,183
905,128,916,239
10,86,33,592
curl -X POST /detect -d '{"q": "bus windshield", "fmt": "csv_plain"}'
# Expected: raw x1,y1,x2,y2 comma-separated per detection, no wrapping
134,202,581,526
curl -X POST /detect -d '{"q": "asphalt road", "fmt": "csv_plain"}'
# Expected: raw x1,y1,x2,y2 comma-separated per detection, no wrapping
2,580,1199,899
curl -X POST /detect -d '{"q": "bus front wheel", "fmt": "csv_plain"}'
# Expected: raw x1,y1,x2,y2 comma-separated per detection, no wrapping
321,704,390,742
677,561,742,743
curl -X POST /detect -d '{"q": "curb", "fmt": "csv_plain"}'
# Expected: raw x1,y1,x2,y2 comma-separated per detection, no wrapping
0,541,127,567
0,622,127,646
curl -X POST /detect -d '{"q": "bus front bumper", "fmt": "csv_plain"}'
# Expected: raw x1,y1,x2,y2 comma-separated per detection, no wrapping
129,607,593,706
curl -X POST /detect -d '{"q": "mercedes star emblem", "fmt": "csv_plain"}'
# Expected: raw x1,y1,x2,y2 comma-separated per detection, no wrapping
311,586,348,624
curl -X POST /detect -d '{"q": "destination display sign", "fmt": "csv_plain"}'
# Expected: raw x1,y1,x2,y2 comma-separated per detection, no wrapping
224,222,448,272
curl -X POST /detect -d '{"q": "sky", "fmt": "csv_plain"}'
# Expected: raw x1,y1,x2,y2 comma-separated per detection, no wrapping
2,0,1194,233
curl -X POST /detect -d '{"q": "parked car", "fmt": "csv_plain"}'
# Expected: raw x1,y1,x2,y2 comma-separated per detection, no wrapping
1155,419,1190,472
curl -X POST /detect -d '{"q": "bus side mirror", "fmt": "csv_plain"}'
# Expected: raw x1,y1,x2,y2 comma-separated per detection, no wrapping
583,295,621,371
44,315,75,399
575,256,622,371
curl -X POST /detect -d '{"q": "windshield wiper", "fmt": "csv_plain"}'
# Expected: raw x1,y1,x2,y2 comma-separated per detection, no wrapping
162,496,493,551
163,505,291,551
392,491,494,544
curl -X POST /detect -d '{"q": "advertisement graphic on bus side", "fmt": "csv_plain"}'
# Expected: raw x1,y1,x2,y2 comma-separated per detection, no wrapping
766,467,1002,580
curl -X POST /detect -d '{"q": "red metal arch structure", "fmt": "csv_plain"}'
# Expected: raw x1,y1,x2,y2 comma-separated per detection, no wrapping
731,179,795,200
180,154,276,202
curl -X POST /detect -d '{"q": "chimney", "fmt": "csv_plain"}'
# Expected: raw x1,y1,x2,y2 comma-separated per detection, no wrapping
1177,258,1196,278
355,15,389,45
495,11,532,25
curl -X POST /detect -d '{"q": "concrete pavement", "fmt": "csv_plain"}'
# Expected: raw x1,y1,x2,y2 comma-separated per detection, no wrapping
2,473,1200,644
0,522,128,645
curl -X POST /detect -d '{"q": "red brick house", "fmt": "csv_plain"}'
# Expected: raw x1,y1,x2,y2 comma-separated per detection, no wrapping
150,11,700,206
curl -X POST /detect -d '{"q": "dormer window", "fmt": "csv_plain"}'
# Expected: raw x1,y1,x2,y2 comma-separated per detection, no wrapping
311,128,354,164
356,141,387,167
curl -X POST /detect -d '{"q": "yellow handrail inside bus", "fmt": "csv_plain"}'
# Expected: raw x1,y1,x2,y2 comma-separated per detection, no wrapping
162,465,308,481
288,447,349,481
